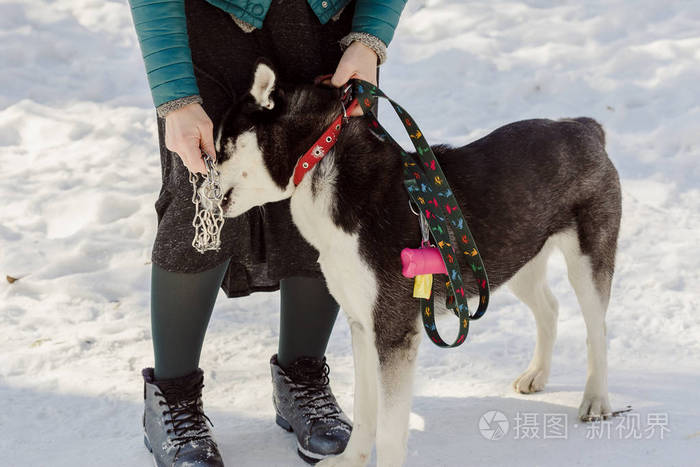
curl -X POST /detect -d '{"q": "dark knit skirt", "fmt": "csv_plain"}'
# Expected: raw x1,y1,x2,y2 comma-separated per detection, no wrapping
151,0,355,298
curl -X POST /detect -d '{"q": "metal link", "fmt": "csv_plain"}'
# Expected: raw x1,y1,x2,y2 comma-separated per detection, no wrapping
419,213,431,248
409,199,432,248
189,151,225,254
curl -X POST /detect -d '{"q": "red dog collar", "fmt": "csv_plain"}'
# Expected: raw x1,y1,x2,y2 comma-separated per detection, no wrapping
292,81,359,186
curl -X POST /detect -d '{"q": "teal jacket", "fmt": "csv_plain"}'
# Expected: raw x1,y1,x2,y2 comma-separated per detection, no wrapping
129,0,407,108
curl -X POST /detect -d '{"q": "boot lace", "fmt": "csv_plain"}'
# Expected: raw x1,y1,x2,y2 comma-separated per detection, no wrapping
155,376,215,448
285,357,346,424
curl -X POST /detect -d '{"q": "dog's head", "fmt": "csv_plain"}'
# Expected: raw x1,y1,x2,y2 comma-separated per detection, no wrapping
211,60,343,218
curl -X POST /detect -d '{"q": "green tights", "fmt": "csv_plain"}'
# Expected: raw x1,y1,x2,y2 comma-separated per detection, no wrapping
150,259,340,379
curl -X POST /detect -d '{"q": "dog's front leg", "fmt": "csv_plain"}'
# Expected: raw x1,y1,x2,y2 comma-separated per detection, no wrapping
375,317,421,467
318,317,379,467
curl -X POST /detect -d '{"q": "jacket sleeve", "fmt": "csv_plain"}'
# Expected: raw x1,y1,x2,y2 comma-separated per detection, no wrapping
351,0,407,47
128,0,200,110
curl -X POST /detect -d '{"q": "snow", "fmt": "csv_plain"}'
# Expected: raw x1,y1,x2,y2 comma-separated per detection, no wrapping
1,0,698,465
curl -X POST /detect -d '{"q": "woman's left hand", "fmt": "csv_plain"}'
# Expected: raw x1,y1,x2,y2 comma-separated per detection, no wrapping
330,41,378,116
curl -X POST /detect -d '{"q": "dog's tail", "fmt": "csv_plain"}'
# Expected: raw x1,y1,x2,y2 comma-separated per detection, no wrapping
572,117,606,147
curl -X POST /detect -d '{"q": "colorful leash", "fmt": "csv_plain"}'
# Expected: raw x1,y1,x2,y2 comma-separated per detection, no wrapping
352,79,490,348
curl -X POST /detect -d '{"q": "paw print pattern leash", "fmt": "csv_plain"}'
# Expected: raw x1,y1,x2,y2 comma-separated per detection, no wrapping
352,79,490,348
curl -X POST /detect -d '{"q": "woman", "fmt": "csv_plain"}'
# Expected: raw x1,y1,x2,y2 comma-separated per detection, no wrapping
128,0,406,464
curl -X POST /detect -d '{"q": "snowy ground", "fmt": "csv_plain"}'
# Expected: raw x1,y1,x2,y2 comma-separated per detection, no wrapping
1,0,699,465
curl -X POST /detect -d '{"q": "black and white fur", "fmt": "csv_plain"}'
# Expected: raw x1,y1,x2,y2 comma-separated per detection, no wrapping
210,62,622,466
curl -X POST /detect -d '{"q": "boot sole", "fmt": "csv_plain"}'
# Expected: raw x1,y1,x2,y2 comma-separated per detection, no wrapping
275,414,293,432
275,414,326,465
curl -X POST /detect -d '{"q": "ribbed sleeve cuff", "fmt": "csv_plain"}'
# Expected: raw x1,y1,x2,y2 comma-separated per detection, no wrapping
156,95,204,118
339,32,387,65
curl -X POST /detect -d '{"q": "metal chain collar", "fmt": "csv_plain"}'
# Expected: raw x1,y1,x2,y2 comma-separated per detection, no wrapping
189,151,225,254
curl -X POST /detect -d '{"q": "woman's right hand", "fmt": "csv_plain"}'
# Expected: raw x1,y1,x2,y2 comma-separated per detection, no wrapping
164,102,217,174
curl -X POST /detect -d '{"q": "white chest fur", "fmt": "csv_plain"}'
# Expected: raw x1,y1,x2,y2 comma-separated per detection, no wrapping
288,155,377,326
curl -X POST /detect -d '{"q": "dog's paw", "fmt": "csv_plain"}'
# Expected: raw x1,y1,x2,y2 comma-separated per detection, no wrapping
513,367,548,394
317,452,369,467
578,393,612,421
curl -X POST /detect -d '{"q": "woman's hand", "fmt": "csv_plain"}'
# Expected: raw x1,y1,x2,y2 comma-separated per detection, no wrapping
331,41,378,116
164,102,216,174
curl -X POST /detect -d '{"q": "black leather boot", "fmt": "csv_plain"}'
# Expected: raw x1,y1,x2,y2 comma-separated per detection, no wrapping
142,368,225,466
270,354,352,464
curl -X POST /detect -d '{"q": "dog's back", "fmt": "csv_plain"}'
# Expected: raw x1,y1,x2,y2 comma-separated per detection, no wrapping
432,117,620,299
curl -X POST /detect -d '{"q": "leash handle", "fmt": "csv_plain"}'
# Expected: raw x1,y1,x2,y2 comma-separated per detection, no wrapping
352,79,490,348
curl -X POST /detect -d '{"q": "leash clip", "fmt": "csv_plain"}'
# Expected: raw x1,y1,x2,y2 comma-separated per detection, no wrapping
419,213,431,248
340,83,353,122
341,100,349,122
409,200,432,248
341,83,353,102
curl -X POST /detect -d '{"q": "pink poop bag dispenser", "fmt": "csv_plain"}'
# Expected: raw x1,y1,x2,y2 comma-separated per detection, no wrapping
401,247,448,278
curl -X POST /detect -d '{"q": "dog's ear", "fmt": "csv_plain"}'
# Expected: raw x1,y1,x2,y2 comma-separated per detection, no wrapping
249,60,277,110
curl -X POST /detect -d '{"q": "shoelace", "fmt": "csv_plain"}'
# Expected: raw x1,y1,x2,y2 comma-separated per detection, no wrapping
155,379,215,448
285,359,346,424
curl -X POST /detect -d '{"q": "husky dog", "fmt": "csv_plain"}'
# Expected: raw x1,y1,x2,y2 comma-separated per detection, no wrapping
211,61,621,466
